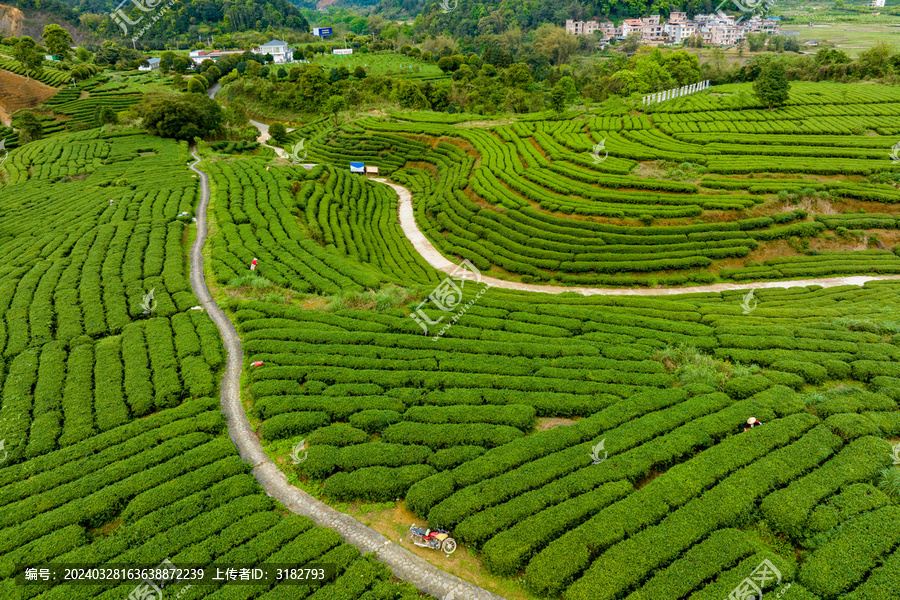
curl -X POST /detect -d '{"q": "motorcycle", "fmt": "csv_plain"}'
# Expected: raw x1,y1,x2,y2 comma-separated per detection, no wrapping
408,525,458,554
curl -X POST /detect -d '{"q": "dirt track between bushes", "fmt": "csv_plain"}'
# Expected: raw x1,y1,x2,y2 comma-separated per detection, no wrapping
374,178,900,295
188,148,505,600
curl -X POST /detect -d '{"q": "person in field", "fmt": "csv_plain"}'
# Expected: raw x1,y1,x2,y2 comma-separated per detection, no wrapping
743,417,763,432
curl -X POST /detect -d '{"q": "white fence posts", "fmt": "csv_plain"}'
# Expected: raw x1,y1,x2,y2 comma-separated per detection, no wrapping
642,80,712,105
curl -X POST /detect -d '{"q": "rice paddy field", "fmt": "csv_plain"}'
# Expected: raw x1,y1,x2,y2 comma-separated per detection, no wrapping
0,78,899,599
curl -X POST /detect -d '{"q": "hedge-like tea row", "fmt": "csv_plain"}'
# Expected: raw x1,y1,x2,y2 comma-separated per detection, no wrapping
0,131,419,600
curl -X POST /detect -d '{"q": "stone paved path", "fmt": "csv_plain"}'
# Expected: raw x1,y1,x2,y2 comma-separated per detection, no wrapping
188,152,505,600
374,178,900,296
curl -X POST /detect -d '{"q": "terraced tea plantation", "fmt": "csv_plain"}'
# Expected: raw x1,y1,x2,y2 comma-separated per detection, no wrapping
225,81,900,598
0,131,421,600
298,82,900,286
2,77,900,600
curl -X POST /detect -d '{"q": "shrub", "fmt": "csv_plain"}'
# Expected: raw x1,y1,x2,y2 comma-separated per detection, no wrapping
770,360,828,384
348,410,402,433
762,370,805,390
260,411,330,440
824,413,882,440
323,465,437,502
723,375,772,399
427,445,486,471
307,424,370,446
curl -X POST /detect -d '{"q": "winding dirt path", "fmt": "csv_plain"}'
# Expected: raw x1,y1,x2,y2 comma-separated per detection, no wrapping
188,151,504,600
374,178,900,295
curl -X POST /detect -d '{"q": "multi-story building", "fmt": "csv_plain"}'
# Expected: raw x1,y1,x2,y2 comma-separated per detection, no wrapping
565,19,601,35
640,15,665,41
252,39,291,64
599,21,620,38
621,18,643,38
566,19,621,38
565,11,777,45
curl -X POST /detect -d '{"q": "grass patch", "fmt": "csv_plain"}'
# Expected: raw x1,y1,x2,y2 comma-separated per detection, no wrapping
654,343,760,390
877,466,900,503
325,284,419,312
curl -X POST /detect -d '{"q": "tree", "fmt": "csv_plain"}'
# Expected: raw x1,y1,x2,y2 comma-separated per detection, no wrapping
172,56,190,74
662,50,700,86
353,66,366,79
753,61,791,108
187,77,207,93
622,32,642,54
268,122,288,143
225,99,249,127
13,37,42,80
324,95,346,126
437,56,455,73
93,40,123,65
548,76,577,115
97,106,119,126
17,111,43,143
533,24,578,70
635,57,676,92
858,41,893,78
140,94,223,141
394,81,430,109
75,46,91,62
503,62,533,89
747,32,767,52
42,25,72,61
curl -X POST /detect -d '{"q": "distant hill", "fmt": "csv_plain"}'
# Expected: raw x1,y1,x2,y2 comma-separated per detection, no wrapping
0,0,309,46
375,0,723,34
0,4,24,36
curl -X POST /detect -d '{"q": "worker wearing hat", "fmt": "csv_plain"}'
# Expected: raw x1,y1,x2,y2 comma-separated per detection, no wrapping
744,417,763,432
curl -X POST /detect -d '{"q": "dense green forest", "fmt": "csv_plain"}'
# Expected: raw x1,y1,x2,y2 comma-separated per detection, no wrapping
5,0,309,46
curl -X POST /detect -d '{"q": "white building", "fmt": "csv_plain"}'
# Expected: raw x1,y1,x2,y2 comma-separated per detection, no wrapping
871,0,885,7
139,57,161,71
188,49,244,66
253,39,290,64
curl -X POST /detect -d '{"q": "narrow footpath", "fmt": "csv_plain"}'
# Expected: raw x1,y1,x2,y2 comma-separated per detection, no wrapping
187,151,504,600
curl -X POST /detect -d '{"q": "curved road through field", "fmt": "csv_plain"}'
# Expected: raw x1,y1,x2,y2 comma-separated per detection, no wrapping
373,178,900,295
188,151,503,600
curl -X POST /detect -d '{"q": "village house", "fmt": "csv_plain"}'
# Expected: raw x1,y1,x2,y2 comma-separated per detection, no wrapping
566,11,778,46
